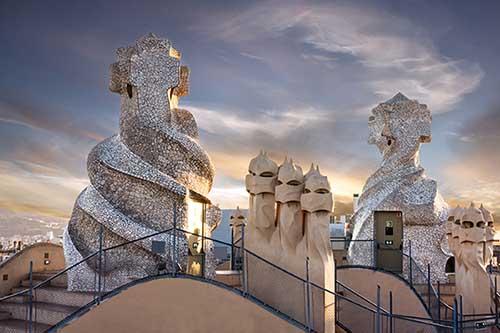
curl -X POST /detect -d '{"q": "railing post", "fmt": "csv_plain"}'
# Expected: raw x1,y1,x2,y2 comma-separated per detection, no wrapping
201,204,206,278
452,298,458,333
459,295,463,333
408,240,413,287
93,265,98,302
376,285,381,333
305,257,312,333
28,261,33,333
427,263,431,311
241,223,248,295
334,260,339,324
437,280,441,321
97,224,103,305
495,276,498,327
173,202,177,277
372,240,375,267
389,290,393,333
230,224,235,270
103,250,107,292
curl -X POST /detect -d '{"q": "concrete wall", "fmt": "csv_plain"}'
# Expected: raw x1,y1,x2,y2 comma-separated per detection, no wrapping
0,243,65,296
58,277,304,333
337,267,436,333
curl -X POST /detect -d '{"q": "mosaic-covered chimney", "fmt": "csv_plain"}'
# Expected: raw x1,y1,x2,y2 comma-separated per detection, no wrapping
348,93,448,282
64,34,220,291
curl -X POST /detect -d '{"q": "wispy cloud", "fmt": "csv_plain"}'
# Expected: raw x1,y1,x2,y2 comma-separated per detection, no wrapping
0,94,110,142
440,105,500,211
200,1,483,113
189,104,331,139
239,52,266,63
0,160,88,218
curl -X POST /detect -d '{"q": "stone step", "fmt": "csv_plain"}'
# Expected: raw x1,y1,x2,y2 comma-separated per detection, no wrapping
20,276,66,289
9,287,95,308
413,283,455,293
0,319,51,333
31,270,62,279
0,301,78,326
215,270,242,287
18,270,67,289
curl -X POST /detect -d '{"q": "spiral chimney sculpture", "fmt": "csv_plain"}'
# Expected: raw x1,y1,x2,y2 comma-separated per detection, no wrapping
63,34,220,291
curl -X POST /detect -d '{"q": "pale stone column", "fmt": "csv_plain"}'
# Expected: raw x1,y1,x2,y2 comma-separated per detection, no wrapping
458,203,491,315
229,206,246,269
244,151,278,256
275,158,305,269
244,154,335,332
229,206,246,246
480,204,495,268
244,151,280,310
451,206,465,302
301,166,335,333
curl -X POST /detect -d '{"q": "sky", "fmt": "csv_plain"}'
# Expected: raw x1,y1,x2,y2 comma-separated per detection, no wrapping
1,0,500,226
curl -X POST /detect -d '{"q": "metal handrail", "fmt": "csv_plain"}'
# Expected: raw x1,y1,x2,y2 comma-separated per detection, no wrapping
103,227,175,252
334,280,389,314
0,227,175,302
175,228,239,249
401,252,446,321
385,312,454,329
401,248,446,310
339,237,458,322
2,224,486,331
243,248,307,283
0,250,100,302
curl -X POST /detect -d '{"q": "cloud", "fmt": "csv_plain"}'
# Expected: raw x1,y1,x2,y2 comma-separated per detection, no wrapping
239,52,266,63
0,93,110,142
0,160,88,218
189,104,331,139
190,104,371,208
441,106,500,211
200,1,483,113
210,185,248,209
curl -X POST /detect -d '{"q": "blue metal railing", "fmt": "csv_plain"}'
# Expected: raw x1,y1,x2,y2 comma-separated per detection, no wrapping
1,219,497,332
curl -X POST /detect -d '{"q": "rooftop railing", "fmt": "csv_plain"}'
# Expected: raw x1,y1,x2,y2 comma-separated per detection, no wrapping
0,213,496,333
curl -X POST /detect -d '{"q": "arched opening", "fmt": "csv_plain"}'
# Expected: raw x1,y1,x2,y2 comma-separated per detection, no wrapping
445,256,455,274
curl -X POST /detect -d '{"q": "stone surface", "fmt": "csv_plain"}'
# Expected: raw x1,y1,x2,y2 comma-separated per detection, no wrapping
64,34,220,291
453,202,495,315
245,153,335,333
348,93,448,282
229,207,245,243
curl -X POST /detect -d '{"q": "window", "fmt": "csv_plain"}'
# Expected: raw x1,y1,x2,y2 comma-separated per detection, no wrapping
445,257,455,273
126,84,133,98
385,220,394,236
2,274,7,281
44,252,49,259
